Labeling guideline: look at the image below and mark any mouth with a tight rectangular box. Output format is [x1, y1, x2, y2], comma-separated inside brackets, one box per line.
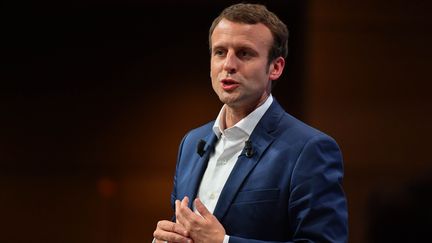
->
[221, 79, 240, 91]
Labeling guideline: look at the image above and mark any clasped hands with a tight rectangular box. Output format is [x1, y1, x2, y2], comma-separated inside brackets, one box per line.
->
[153, 196, 226, 243]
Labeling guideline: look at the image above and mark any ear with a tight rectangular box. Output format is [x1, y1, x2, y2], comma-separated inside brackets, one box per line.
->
[268, 57, 285, 81]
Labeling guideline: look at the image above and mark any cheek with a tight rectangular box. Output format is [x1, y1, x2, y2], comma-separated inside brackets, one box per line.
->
[250, 75, 271, 91]
[210, 70, 219, 88]
[210, 62, 218, 77]
[210, 61, 224, 78]
[210, 69, 218, 83]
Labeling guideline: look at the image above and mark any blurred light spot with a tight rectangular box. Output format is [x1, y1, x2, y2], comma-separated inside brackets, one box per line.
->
[97, 177, 118, 199]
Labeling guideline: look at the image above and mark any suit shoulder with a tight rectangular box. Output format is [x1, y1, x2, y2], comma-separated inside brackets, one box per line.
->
[279, 112, 338, 144]
[182, 121, 215, 143]
[266, 99, 336, 143]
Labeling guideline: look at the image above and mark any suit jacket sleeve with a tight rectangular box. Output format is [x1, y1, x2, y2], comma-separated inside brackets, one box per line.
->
[170, 131, 189, 213]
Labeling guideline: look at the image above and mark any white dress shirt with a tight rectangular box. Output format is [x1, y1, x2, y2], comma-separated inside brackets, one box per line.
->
[195, 95, 273, 243]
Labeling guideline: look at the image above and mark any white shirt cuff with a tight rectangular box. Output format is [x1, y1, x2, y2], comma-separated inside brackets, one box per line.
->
[151, 238, 167, 243]
[223, 235, 230, 243]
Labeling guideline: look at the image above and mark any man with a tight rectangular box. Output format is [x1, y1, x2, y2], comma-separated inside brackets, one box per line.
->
[153, 3, 348, 243]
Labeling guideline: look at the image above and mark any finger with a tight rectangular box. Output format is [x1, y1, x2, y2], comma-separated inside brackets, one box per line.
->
[181, 196, 189, 207]
[172, 222, 190, 237]
[153, 229, 191, 243]
[157, 220, 189, 236]
[178, 201, 195, 219]
[178, 196, 195, 220]
[177, 199, 200, 230]
[175, 199, 193, 230]
[194, 198, 212, 219]
[157, 220, 174, 231]
[175, 200, 181, 223]
[176, 196, 189, 225]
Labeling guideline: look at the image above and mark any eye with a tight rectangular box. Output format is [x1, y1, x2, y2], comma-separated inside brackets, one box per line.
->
[237, 49, 255, 59]
[239, 50, 250, 57]
[213, 49, 226, 57]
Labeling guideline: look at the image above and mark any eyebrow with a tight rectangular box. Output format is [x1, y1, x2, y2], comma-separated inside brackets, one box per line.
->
[212, 42, 258, 52]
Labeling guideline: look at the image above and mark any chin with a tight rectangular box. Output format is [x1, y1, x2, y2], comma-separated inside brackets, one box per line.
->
[221, 98, 244, 108]
[219, 96, 236, 106]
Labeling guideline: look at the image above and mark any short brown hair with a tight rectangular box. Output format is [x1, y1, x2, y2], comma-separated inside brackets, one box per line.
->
[209, 3, 289, 63]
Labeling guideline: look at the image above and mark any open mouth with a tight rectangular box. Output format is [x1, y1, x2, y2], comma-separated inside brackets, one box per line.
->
[221, 79, 240, 91]
[221, 79, 238, 85]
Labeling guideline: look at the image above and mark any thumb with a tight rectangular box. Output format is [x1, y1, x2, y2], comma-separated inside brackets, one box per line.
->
[194, 198, 212, 219]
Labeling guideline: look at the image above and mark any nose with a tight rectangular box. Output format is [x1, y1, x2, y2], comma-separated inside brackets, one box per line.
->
[223, 50, 238, 74]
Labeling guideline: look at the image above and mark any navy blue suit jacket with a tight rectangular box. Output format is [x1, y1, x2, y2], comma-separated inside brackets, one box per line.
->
[171, 100, 348, 242]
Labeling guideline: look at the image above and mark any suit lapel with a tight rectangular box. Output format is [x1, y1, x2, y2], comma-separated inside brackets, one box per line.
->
[183, 133, 218, 208]
[213, 100, 284, 221]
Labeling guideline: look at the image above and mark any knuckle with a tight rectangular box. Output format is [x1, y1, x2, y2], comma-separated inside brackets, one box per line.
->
[174, 234, 185, 242]
[157, 221, 163, 228]
[190, 217, 199, 225]
[153, 229, 159, 238]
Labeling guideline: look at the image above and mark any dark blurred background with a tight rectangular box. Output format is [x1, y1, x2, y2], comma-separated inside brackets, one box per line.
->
[1, 0, 431, 242]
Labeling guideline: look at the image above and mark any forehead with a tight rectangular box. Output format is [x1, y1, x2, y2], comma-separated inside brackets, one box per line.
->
[211, 19, 273, 50]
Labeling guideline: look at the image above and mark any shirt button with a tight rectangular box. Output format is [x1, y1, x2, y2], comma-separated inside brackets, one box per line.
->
[209, 193, 216, 200]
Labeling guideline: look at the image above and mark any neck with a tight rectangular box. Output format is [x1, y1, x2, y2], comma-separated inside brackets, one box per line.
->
[223, 95, 269, 128]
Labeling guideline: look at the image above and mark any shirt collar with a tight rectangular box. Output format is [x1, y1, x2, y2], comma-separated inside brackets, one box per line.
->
[212, 95, 274, 139]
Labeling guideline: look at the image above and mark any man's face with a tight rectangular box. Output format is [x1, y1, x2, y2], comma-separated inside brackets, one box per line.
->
[210, 19, 284, 110]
